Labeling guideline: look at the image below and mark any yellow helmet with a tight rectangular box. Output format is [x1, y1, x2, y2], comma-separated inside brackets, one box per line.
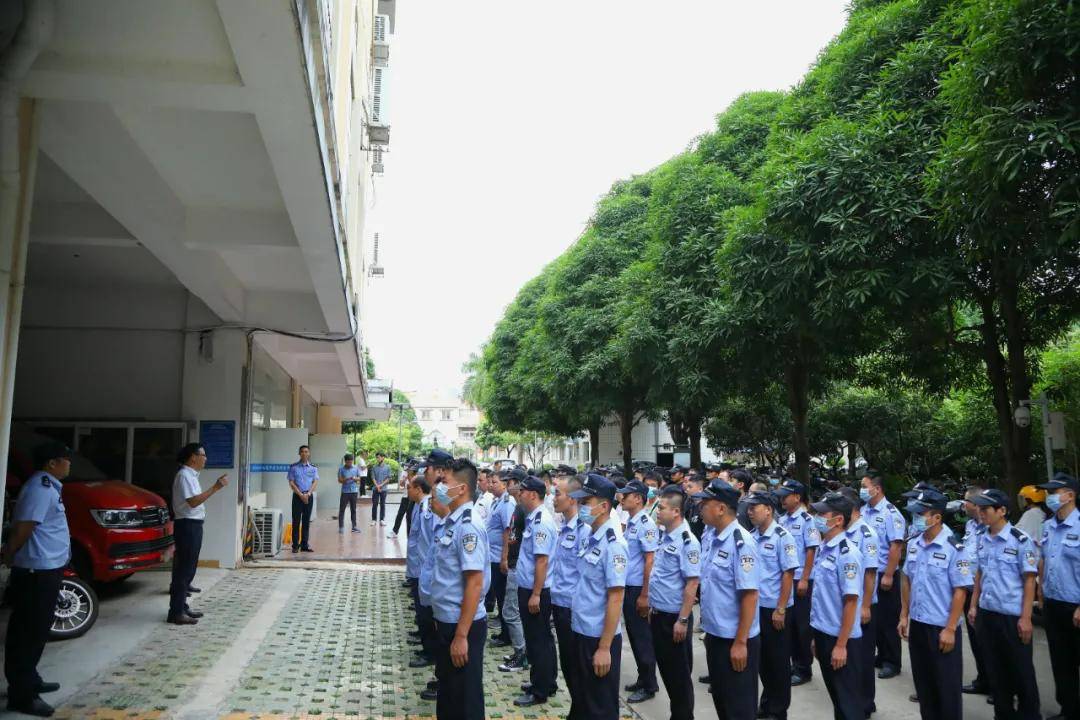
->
[1018, 485, 1046, 504]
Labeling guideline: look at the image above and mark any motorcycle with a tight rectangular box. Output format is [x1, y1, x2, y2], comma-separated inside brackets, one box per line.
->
[50, 568, 98, 640]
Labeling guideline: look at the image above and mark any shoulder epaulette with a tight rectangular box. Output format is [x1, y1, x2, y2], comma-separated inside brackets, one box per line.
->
[461, 508, 472, 522]
[839, 538, 851, 553]
[41, 476, 51, 487]
[1009, 526, 1029, 542]
[947, 534, 962, 549]
[733, 528, 746, 547]
[533, 514, 542, 524]
[605, 527, 617, 542]
[860, 525, 873, 538]
[681, 529, 692, 544]
[774, 524, 788, 536]
[800, 510, 812, 520]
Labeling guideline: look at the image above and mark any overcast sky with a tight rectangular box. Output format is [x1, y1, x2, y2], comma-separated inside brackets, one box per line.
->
[363, 0, 851, 396]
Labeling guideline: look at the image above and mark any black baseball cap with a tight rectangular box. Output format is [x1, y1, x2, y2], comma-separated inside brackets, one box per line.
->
[570, 473, 617, 502]
[426, 449, 454, 468]
[33, 442, 72, 467]
[507, 467, 529, 483]
[970, 488, 1010, 509]
[810, 492, 854, 515]
[902, 481, 941, 499]
[554, 464, 576, 476]
[906, 489, 948, 513]
[774, 479, 807, 498]
[704, 462, 723, 473]
[1038, 472, 1079, 493]
[671, 464, 688, 474]
[836, 486, 861, 507]
[520, 475, 546, 493]
[616, 479, 649, 498]
[691, 479, 740, 509]
[744, 491, 775, 507]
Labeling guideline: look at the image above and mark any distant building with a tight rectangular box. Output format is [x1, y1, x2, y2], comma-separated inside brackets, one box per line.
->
[406, 389, 482, 457]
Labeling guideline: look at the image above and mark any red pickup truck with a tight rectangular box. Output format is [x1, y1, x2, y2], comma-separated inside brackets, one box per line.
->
[6, 428, 174, 583]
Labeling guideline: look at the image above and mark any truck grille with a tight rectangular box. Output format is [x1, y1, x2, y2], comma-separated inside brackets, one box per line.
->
[108, 535, 174, 558]
[136, 506, 169, 527]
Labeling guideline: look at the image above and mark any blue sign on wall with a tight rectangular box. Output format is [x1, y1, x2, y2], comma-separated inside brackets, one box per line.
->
[250, 463, 292, 473]
[199, 421, 236, 469]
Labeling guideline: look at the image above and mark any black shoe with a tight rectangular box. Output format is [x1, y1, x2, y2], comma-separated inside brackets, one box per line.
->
[962, 682, 989, 695]
[292, 547, 299, 553]
[514, 693, 545, 707]
[188, 586, 202, 593]
[402, 581, 413, 588]
[498, 650, 528, 672]
[300, 546, 314, 553]
[624, 682, 641, 692]
[490, 636, 512, 647]
[420, 688, 438, 701]
[166, 614, 198, 625]
[183, 608, 204, 619]
[909, 694, 919, 703]
[790, 674, 810, 686]
[877, 665, 899, 679]
[7, 697, 54, 717]
[36, 683, 60, 694]
[866, 703, 877, 716]
[986, 696, 994, 705]
[521, 682, 532, 693]
[426, 680, 439, 691]
[627, 689, 656, 703]
[409, 655, 433, 668]
[698, 674, 710, 684]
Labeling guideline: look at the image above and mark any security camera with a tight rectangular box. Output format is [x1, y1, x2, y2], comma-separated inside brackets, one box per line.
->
[1013, 405, 1031, 428]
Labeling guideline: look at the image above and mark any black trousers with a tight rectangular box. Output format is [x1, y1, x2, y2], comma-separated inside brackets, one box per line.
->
[758, 607, 791, 720]
[1046, 599, 1080, 720]
[909, 620, 962, 720]
[789, 580, 814, 677]
[489, 563, 508, 639]
[977, 609, 1041, 720]
[3, 567, 62, 704]
[652, 611, 695, 720]
[291, 494, 312, 550]
[393, 496, 413, 534]
[553, 605, 580, 718]
[518, 587, 557, 699]
[370, 490, 387, 521]
[623, 585, 658, 692]
[434, 618, 486, 720]
[964, 589, 988, 687]
[338, 492, 357, 528]
[411, 585, 437, 661]
[813, 629, 863, 720]
[860, 603, 877, 713]
[169, 518, 203, 617]
[875, 576, 902, 670]
[704, 632, 760, 720]
[570, 632, 622, 720]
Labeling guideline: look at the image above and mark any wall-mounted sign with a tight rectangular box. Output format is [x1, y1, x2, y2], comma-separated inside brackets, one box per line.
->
[199, 421, 236, 469]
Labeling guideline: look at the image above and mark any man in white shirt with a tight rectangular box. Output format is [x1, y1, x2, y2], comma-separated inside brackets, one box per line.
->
[168, 443, 227, 625]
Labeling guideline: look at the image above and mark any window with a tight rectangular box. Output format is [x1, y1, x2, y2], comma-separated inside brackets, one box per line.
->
[442, 410, 453, 421]
[421, 410, 432, 421]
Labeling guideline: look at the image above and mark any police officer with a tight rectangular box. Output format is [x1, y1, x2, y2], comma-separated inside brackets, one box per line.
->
[429, 453, 490, 720]
[418, 468, 450, 702]
[898, 488, 972, 720]
[860, 471, 906, 679]
[546, 472, 588, 715]
[747, 491, 799, 720]
[775, 478, 820, 685]
[959, 485, 991, 697]
[694, 478, 761, 720]
[513, 475, 559, 706]
[968, 488, 1041, 720]
[648, 487, 700, 720]
[568, 473, 629, 720]
[407, 473, 435, 669]
[1038, 472, 1080, 720]
[2, 442, 71, 717]
[615, 478, 660, 703]
[288, 445, 318, 553]
[485, 469, 516, 645]
[808, 491, 865, 720]
[838, 486, 879, 716]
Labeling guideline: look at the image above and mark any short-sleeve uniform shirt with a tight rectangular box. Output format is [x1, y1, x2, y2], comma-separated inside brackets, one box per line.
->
[571, 516, 629, 638]
[863, 498, 907, 569]
[431, 503, 491, 624]
[172, 465, 206, 520]
[810, 532, 864, 638]
[701, 521, 760, 639]
[516, 506, 558, 589]
[752, 520, 800, 609]
[903, 530, 973, 627]
[1041, 509, 1080, 603]
[624, 509, 660, 586]
[12, 471, 70, 570]
[976, 523, 1039, 616]
[779, 508, 821, 580]
[648, 521, 701, 614]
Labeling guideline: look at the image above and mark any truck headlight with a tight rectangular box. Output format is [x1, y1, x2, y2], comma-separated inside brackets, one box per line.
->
[90, 509, 142, 527]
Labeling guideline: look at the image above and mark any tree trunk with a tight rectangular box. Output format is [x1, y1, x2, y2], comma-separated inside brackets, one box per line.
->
[784, 352, 811, 486]
[618, 407, 635, 476]
[589, 423, 600, 469]
[1000, 277, 1034, 491]
[688, 414, 702, 469]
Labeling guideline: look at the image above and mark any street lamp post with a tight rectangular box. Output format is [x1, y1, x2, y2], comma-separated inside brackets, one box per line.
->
[1015, 393, 1055, 485]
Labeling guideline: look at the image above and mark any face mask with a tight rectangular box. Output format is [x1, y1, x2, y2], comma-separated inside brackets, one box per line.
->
[578, 503, 595, 525]
[435, 482, 455, 506]
[912, 514, 929, 534]
[859, 487, 871, 502]
[1046, 492, 1064, 512]
[813, 516, 830, 534]
[768, 477, 780, 486]
[647, 488, 657, 500]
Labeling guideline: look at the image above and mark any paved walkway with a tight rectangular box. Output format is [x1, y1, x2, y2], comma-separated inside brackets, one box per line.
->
[2, 565, 1062, 719]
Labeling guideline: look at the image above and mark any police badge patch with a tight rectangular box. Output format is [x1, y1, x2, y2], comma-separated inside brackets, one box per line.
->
[1025, 550, 1036, 567]
[844, 562, 858, 580]
[688, 550, 700, 565]
[784, 543, 796, 557]
[613, 554, 628, 574]
[645, 528, 658, 543]
[462, 533, 478, 554]
[740, 555, 755, 573]
[536, 530, 548, 544]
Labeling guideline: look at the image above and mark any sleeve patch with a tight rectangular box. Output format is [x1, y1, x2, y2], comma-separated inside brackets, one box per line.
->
[462, 533, 478, 554]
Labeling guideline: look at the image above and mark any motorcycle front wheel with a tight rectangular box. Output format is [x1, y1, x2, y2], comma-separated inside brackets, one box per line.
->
[50, 576, 98, 640]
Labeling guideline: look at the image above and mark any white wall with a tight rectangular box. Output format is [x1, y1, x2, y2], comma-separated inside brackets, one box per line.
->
[310, 433, 347, 519]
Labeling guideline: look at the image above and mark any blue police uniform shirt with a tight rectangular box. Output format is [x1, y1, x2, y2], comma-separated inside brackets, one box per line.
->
[779, 507, 821, 580]
[752, 520, 800, 609]
[903, 530, 973, 627]
[551, 514, 589, 608]
[419, 514, 444, 608]
[406, 497, 433, 579]
[431, 502, 491, 624]
[649, 520, 701, 614]
[1041, 508, 1080, 603]
[701, 521, 760, 639]
[288, 461, 319, 493]
[810, 532, 864, 638]
[12, 471, 70, 570]
[701, 525, 716, 556]
[571, 515, 629, 638]
[624, 508, 660, 586]
[976, 522, 1039, 617]
[845, 517, 880, 604]
[338, 464, 360, 494]
[863, 497, 906, 569]
[486, 493, 515, 561]
[963, 518, 986, 573]
[516, 506, 558, 590]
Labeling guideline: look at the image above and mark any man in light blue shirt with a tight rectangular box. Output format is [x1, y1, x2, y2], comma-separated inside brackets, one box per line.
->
[548, 471, 588, 715]
[486, 469, 516, 645]
[616, 479, 660, 703]
[406, 474, 435, 669]
[694, 478, 760, 720]
[569, 474, 629, 720]
[1038, 472, 1080, 720]
[959, 485, 990, 696]
[337, 454, 361, 533]
[369, 452, 392, 527]
[513, 476, 559, 706]
[287, 445, 318, 553]
[775, 478, 819, 685]
[839, 485, 880, 717]
[860, 471, 906, 678]
[808, 491, 865, 720]
[416, 474, 448, 703]
[3, 442, 72, 717]
[899, 488, 972, 720]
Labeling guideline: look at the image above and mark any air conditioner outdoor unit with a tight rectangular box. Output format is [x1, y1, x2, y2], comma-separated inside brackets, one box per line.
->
[252, 508, 284, 557]
[374, 14, 390, 66]
[371, 66, 389, 127]
[372, 147, 384, 174]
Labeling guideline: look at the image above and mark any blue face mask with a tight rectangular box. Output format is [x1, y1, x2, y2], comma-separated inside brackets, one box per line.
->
[1046, 492, 1064, 512]
[813, 515, 830, 534]
[768, 477, 780, 486]
[647, 488, 657, 500]
[578, 503, 595, 525]
[435, 482, 453, 506]
[859, 487, 871, 502]
[912, 514, 929, 534]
